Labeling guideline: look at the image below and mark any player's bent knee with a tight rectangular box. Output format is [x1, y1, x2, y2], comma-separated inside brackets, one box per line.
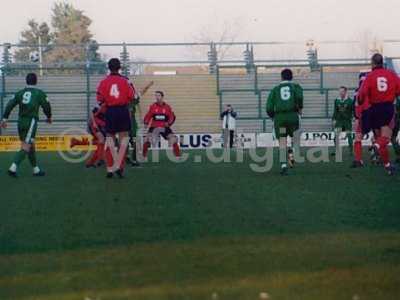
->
[21, 142, 32, 152]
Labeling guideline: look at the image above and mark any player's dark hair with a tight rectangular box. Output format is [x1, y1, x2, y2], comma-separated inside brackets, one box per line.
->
[281, 69, 293, 81]
[340, 86, 347, 91]
[155, 90, 164, 97]
[108, 58, 121, 72]
[371, 53, 384, 67]
[26, 73, 37, 85]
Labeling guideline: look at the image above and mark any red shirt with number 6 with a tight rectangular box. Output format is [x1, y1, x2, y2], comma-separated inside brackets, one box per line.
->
[96, 74, 136, 106]
[359, 67, 400, 105]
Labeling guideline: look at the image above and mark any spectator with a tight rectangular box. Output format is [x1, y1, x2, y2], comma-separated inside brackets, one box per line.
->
[220, 104, 237, 148]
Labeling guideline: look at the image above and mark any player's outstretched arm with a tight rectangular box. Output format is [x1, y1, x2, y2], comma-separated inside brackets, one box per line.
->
[295, 84, 304, 114]
[1, 96, 19, 128]
[40, 93, 52, 123]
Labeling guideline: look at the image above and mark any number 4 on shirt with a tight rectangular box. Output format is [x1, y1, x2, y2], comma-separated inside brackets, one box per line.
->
[110, 84, 120, 98]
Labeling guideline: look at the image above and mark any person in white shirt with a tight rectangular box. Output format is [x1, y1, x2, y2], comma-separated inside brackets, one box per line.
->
[220, 104, 237, 148]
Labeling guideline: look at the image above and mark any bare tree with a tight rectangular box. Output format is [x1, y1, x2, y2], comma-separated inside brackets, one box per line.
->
[185, 16, 246, 62]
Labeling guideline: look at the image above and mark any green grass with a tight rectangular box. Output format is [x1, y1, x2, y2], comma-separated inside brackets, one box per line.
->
[0, 149, 400, 300]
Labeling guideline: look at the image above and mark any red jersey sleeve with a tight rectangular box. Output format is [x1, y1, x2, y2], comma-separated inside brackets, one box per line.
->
[127, 80, 136, 102]
[144, 104, 154, 125]
[167, 105, 176, 126]
[396, 74, 400, 97]
[96, 79, 106, 103]
[358, 77, 370, 105]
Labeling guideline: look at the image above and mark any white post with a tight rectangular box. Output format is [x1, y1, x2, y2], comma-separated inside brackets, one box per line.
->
[38, 35, 43, 76]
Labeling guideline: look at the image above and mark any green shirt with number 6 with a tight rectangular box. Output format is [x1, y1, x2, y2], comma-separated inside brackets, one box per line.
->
[266, 81, 304, 116]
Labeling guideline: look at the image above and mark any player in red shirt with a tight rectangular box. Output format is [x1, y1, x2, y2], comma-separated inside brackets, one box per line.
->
[358, 53, 400, 175]
[86, 103, 107, 167]
[352, 72, 370, 167]
[97, 58, 137, 178]
[142, 91, 181, 158]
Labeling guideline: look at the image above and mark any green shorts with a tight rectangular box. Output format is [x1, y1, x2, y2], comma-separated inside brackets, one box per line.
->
[18, 118, 38, 144]
[334, 120, 352, 132]
[274, 112, 299, 138]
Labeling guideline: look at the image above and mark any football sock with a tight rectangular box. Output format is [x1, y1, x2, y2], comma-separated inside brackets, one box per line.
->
[173, 142, 181, 157]
[87, 143, 104, 166]
[143, 141, 151, 158]
[131, 138, 137, 161]
[105, 138, 116, 172]
[354, 141, 362, 162]
[376, 136, 390, 166]
[28, 148, 37, 168]
[347, 133, 353, 153]
[13, 150, 27, 167]
[105, 148, 114, 172]
[334, 129, 340, 154]
[118, 138, 129, 170]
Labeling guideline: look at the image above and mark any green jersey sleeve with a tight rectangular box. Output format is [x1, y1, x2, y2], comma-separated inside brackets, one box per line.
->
[332, 99, 338, 120]
[294, 84, 304, 111]
[3, 92, 21, 119]
[39, 91, 52, 119]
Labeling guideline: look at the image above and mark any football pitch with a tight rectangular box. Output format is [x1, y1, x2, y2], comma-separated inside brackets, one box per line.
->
[0, 149, 400, 300]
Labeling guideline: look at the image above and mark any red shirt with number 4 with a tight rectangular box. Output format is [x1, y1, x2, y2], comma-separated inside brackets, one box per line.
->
[96, 74, 136, 106]
[359, 67, 400, 105]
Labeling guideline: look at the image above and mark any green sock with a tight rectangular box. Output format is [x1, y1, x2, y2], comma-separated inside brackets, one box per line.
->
[28, 149, 38, 168]
[347, 133, 353, 153]
[131, 138, 137, 161]
[14, 150, 27, 166]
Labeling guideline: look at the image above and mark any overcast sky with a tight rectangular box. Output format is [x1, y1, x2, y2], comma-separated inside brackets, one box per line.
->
[1, 0, 400, 59]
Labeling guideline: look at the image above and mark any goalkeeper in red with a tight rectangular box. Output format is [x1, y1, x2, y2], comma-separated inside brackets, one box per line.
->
[1, 73, 52, 177]
[142, 91, 181, 158]
[358, 53, 400, 175]
[267, 69, 303, 175]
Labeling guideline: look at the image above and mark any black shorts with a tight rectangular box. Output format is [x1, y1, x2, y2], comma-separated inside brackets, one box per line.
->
[361, 108, 372, 135]
[105, 105, 131, 134]
[149, 127, 173, 140]
[368, 102, 395, 130]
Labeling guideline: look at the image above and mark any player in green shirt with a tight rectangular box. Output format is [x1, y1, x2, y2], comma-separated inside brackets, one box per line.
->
[0, 73, 52, 177]
[267, 69, 303, 175]
[128, 96, 141, 167]
[391, 97, 400, 163]
[127, 81, 153, 167]
[332, 86, 354, 156]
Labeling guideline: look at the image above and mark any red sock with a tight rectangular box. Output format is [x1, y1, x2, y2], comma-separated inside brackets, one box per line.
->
[143, 142, 151, 158]
[86, 147, 99, 166]
[119, 147, 128, 170]
[376, 136, 390, 165]
[105, 147, 114, 170]
[354, 141, 362, 162]
[173, 142, 181, 157]
[90, 143, 105, 165]
[97, 143, 105, 162]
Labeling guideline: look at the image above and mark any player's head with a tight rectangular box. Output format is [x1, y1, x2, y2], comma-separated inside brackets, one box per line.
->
[281, 69, 293, 81]
[108, 58, 121, 73]
[26, 73, 37, 86]
[371, 53, 384, 69]
[155, 90, 164, 103]
[339, 86, 348, 99]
